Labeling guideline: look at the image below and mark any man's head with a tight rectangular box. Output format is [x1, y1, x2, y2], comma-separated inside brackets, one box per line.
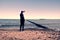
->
[21, 11, 25, 13]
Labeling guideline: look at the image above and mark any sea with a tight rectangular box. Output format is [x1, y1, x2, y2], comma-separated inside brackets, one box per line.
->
[0, 19, 60, 31]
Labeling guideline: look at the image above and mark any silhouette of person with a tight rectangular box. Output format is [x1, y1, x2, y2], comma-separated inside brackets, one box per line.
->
[20, 11, 25, 31]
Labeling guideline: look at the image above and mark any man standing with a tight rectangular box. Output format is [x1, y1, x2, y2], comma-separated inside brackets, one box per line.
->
[20, 11, 25, 31]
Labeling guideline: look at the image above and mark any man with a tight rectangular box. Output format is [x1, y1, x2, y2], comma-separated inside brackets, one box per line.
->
[20, 11, 25, 31]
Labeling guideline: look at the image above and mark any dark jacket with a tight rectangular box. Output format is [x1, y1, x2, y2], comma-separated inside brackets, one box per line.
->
[20, 13, 25, 23]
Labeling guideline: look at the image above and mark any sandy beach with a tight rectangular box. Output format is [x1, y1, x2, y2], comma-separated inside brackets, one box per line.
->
[0, 28, 60, 40]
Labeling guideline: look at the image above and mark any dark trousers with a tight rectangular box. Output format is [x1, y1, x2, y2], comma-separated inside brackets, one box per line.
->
[20, 22, 24, 31]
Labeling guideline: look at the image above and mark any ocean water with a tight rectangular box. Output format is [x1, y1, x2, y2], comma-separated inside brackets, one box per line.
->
[0, 19, 60, 31]
[0, 19, 20, 29]
[0, 19, 37, 29]
[29, 19, 60, 31]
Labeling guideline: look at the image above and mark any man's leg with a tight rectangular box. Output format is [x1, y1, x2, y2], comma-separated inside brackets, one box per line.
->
[20, 25, 22, 31]
[22, 23, 24, 31]
[22, 25, 24, 31]
[20, 22, 24, 31]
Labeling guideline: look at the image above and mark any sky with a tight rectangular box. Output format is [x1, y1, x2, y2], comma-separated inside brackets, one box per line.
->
[0, 0, 60, 19]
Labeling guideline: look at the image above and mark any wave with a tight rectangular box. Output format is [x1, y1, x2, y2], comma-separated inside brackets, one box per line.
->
[0, 24, 20, 27]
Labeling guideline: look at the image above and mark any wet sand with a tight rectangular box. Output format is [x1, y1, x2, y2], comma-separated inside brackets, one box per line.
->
[0, 28, 60, 40]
